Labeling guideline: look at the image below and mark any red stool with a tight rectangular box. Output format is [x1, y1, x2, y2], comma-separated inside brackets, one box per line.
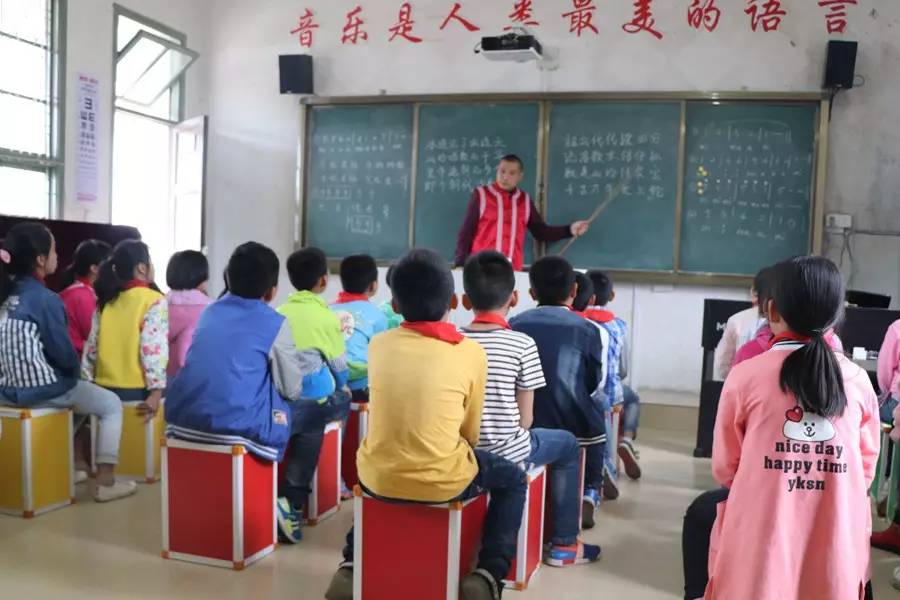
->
[544, 447, 586, 544]
[341, 402, 368, 488]
[306, 420, 342, 525]
[353, 486, 489, 600]
[504, 465, 546, 590]
[161, 438, 276, 570]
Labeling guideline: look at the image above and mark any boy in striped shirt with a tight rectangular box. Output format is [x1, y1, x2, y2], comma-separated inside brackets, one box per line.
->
[462, 251, 600, 567]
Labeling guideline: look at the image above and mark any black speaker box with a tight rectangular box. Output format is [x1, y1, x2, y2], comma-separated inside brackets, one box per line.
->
[279, 54, 313, 95]
[824, 40, 857, 90]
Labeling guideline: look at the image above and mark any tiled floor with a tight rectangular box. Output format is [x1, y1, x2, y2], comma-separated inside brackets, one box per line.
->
[1, 425, 898, 599]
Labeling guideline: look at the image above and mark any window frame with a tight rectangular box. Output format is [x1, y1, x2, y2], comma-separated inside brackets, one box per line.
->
[112, 4, 187, 125]
[0, 0, 67, 218]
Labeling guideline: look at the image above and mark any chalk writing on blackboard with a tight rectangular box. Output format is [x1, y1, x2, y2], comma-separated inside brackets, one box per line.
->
[309, 129, 410, 237]
[559, 130, 666, 202]
[420, 136, 507, 194]
[685, 119, 812, 243]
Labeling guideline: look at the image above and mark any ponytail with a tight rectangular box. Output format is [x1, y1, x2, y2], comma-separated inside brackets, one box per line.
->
[0, 223, 53, 306]
[58, 239, 111, 290]
[772, 256, 847, 418]
[95, 240, 151, 310]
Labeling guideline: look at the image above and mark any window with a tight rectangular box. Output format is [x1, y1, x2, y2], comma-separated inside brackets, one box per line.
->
[111, 6, 204, 290]
[0, 0, 64, 218]
[113, 8, 196, 122]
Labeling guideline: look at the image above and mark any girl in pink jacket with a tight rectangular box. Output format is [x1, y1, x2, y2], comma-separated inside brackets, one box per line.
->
[165, 250, 210, 380]
[706, 256, 880, 600]
[59, 239, 110, 357]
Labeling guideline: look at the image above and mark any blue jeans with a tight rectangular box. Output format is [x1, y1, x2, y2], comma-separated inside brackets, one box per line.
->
[528, 428, 580, 545]
[584, 443, 604, 493]
[341, 448, 527, 585]
[881, 396, 898, 424]
[282, 391, 351, 511]
[622, 385, 641, 436]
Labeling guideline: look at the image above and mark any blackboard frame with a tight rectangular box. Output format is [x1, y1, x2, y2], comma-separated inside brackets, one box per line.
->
[296, 91, 830, 285]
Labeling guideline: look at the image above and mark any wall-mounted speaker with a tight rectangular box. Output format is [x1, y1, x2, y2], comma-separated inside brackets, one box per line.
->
[824, 40, 857, 90]
[279, 54, 313, 95]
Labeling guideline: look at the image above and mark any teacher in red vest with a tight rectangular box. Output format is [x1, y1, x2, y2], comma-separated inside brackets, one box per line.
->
[454, 154, 590, 271]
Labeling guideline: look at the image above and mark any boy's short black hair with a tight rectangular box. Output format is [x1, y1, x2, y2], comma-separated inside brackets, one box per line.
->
[587, 270, 614, 306]
[500, 154, 524, 171]
[392, 248, 454, 322]
[166, 250, 210, 291]
[529, 256, 576, 306]
[340, 254, 378, 294]
[286, 247, 327, 291]
[385, 264, 396, 289]
[463, 251, 515, 312]
[573, 272, 594, 312]
[226, 242, 280, 299]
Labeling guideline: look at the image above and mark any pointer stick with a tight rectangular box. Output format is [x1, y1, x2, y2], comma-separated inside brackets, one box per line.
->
[557, 178, 629, 256]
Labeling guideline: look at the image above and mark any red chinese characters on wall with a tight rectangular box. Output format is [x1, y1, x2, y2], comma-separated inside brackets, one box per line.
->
[745, 0, 786, 32]
[817, 0, 857, 34]
[294, 2, 859, 45]
[687, 0, 721, 32]
[290, 9, 319, 48]
[563, 0, 599, 37]
[505, 0, 540, 31]
[439, 2, 480, 32]
[342, 6, 368, 44]
[623, 0, 663, 39]
[389, 2, 423, 42]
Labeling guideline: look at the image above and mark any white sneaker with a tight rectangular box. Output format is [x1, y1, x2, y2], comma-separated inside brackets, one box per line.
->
[893, 566, 900, 591]
[74, 470, 90, 485]
[93, 479, 138, 503]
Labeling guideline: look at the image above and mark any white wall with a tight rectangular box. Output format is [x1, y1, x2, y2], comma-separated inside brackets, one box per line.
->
[62, 0, 211, 224]
[62, 0, 900, 400]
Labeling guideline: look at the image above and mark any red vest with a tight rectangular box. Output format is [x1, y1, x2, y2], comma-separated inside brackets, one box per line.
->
[471, 183, 531, 271]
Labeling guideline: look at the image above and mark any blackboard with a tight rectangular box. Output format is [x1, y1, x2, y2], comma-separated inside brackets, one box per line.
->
[679, 103, 817, 275]
[305, 105, 413, 259]
[544, 102, 682, 271]
[414, 103, 540, 263]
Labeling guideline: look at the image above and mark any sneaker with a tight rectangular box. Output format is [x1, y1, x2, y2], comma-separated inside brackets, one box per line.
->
[324, 566, 353, 600]
[872, 523, 900, 554]
[545, 540, 601, 567]
[276, 497, 303, 544]
[460, 568, 502, 600]
[74, 470, 90, 485]
[893, 566, 900, 591]
[93, 479, 137, 503]
[602, 471, 620, 500]
[618, 438, 642, 480]
[582, 488, 600, 530]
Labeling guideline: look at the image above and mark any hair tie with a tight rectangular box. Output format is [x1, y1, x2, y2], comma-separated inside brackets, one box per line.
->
[0, 249, 10, 265]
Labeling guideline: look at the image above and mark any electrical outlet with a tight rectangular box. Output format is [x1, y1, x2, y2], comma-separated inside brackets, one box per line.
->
[825, 213, 852, 231]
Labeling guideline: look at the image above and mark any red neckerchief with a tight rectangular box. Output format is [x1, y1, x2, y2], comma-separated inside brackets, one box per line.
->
[584, 308, 616, 323]
[76, 276, 93, 289]
[123, 280, 150, 291]
[769, 331, 811, 348]
[571, 309, 586, 318]
[470, 312, 510, 329]
[401, 321, 464, 344]
[32, 273, 46, 286]
[336, 292, 369, 304]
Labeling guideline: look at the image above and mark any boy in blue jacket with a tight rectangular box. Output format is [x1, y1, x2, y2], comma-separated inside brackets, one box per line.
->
[165, 242, 310, 532]
[509, 256, 606, 530]
[330, 254, 388, 402]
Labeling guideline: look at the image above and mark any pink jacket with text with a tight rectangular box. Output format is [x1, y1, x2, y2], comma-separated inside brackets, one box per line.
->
[708, 341, 879, 600]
